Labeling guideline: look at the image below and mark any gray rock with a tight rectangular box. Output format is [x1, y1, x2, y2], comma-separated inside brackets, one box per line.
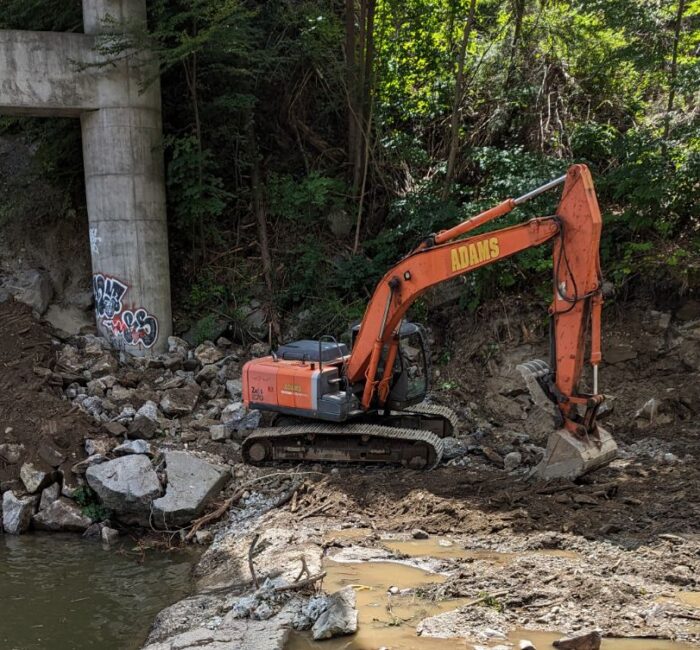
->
[194, 342, 224, 365]
[86, 455, 163, 526]
[0, 443, 24, 464]
[168, 336, 189, 355]
[441, 437, 468, 460]
[553, 631, 601, 650]
[504, 450, 522, 472]
[226, 379, 243, 399]
[160, 384, 201, 417]
[114, 439, 153, 457]
[2, 491, 35, 534]
[33, 497, 92, 532]
[151, 451, 230, 528]
[210, 424, 229, 442]
[101, 525, 120, 545]
[20, 462, 54, 494]
[137, 400, 160, 421]
[39, 482, 61, 510]
[196, 364, 219, 384]
[412, 529, 429, 539]
[81, 395, 104, 418]
[128, 415, 159, 440]
[11, 269, 53, 315]
[635, 397, 662, 421]
[311, 586, 358, 640]
[222, 402, 261, 437]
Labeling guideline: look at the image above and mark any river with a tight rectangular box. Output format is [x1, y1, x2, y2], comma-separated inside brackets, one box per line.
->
[0, 533, 198, 650]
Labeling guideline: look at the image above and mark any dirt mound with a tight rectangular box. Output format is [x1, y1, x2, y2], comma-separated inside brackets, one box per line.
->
[0, 300, 94, 491]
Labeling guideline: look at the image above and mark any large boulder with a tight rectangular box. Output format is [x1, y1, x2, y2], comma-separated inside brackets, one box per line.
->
[311, 586, 358, 640]
[33, 497, 92, 532]
[10, 269, 53, 315]
[2, 491, 35, 534]
[160, 384, 201, 417]
[151, 451, 230, 528]
[86, 455, 163, 526]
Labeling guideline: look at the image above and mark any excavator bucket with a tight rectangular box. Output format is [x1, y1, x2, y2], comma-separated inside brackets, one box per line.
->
[518, 360, 617, 480]
[535, 426, 617, 480]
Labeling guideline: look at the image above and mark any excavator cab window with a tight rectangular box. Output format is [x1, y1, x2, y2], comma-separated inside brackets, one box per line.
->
[386, 323, 429, 410]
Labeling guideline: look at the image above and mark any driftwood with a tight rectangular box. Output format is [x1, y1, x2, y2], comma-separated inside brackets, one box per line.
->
[248, 533, 260, 588]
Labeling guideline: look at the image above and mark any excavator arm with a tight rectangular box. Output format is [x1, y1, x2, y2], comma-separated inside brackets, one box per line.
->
[348, 164, 616, 478]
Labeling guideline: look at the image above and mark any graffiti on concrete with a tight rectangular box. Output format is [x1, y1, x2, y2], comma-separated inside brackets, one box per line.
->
[93, 273, 159, 349]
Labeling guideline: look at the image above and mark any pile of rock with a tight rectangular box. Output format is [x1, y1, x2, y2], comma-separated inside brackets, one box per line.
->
[52, 335, 261, 450]
[0, 334, 257, 535]
[1, 461, 92, 535]
[1, 446, 231, 535]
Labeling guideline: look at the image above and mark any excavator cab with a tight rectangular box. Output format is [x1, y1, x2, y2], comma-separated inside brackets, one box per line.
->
[351, 322, 429, 410]
[386, 323, 429, 410]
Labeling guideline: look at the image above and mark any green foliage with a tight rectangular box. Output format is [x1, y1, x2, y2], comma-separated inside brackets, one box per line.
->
[2, 0, 698, 337]
[73, 486, 111, 523]
[267, 173, 346, 223]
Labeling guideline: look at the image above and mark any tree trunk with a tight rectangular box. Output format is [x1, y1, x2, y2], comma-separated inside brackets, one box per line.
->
[442, 0, 477, 200]
[352, 0, 376, 250]
[247, 120, 279, 339]
[664, 0, 687, 140]
[505, 0, 526, 87]
[345, 0, 357, 173]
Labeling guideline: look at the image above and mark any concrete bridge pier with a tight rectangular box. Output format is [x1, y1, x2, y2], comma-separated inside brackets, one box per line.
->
[81, 0, 171, 354]
[0, 0, 172, 354]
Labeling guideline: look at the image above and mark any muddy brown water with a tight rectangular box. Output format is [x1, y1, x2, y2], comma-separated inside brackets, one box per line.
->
[0, 533, 198, 649]
[287, 544, 697, 650]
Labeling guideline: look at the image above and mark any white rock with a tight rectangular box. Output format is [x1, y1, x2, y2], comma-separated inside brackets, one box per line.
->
[504, 450, 522, 472]
[2, 491, 35, 534]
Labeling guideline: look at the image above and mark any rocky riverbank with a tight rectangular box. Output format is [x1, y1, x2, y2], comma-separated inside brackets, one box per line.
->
[2, 291, 700, 649]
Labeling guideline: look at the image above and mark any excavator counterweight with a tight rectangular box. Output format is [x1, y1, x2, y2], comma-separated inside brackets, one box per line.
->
[241, 164, 617, 479]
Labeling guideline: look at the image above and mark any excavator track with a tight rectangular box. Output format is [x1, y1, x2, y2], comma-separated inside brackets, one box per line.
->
[401, 403, 460, 435]
[242, 423, 444, 469]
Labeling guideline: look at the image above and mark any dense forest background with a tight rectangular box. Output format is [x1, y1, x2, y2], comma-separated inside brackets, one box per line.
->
[1, 0, 699, 341]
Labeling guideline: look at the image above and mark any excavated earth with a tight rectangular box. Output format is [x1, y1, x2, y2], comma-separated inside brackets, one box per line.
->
[2, 293, 700, 649]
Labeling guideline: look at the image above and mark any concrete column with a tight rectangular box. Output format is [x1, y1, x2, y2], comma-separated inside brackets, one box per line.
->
[82, 0, 171, 354]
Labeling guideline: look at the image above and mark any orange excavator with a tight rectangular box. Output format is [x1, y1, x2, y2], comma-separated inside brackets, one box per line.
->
[241, 164, 617, 479]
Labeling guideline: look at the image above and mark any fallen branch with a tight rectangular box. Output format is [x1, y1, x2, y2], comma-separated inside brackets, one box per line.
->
[462, 589, 508, 608]
[274, 571, 327, 593]
[248, 533, 260, 589]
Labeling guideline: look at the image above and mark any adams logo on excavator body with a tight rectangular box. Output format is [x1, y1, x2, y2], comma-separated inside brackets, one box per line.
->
[450, 236, 500, 273]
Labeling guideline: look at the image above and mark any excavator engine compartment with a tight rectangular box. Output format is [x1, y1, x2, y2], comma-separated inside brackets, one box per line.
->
[242, 340, 357, 422]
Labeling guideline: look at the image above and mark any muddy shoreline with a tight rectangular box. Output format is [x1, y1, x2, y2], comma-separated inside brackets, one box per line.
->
[1, 294, 700, 648]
